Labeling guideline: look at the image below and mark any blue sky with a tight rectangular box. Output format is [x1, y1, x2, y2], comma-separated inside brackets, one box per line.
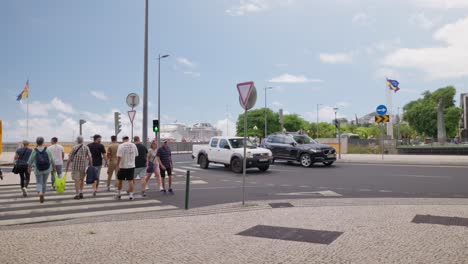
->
[2, 0, 468, 142]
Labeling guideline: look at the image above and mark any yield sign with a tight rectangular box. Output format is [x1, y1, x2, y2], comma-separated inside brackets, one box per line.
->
[237, 81, 255, 107]
[128, 110, 136, 124]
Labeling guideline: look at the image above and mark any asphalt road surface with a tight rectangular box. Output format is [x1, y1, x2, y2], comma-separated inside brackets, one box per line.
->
[1, 154, 467, 226]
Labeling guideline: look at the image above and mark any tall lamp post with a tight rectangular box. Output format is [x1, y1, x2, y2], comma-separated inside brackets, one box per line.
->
[316, 104, 322, 138]
[142, 0, 149, 146]
[79, 119, 86, 136]
[264, 87, 273, 138]
[157, 54, 170, 147]
[333, 107, 341, 159]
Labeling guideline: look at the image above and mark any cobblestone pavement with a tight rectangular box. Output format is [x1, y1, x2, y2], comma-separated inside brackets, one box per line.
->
[2, 198, 468, 264]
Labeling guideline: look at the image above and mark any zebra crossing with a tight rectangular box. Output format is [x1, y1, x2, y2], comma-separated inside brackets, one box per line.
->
[0, 183, 177, 226]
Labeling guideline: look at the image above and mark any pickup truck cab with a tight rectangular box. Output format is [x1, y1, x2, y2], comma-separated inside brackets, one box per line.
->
[192, 136, 273, 173]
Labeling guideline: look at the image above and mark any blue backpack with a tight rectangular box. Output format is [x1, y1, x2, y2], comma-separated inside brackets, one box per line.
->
[36, 147, 51, 171]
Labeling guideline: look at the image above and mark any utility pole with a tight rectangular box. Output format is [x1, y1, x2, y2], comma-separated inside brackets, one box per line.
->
[264, 87, 273, 138]
[142, 0, 149, 146]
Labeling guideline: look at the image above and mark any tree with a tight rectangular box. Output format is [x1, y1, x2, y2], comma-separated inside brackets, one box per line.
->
[236, 108, 281, 137]
[403, 86, 462, 138]
[283, 114, 308, 132]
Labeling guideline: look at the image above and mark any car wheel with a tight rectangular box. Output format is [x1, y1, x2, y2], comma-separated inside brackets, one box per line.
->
[224, 164, 231, 169]
[199, 155, 209, 169]
[323, 161, 334, 166]
[231, 158, 243, 173]
[258, 164, 270, 172]
[300, 153, 313, 167]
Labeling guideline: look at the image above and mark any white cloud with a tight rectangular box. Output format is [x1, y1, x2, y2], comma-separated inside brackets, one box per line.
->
[90, 90, 108, 101]
[51, 97, 74, 114]
[410, 0, 468, 8]
[304, 106, 347, 123]
[216, 118, 237, 137]
[183, 71, 201, 78]
[383, 16, 468, 79]
[319, 52, 353, 64]
[409, 13, 434, 30]
[336, 101, 351, 108]
[269, 73, 323, 84]
[226, 0, 295, 16]
[19, 97, 73, 116]
[176, 57, 196, 68]
[375, 67, 401, 80]
[352, 12, 369, 25]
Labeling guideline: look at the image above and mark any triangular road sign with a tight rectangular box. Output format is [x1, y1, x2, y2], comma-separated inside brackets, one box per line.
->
[237, 81, 254, 106]
[128, 110, 136, 124]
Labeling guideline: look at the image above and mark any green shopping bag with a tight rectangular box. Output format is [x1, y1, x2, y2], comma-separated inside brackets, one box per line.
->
[53, 171, 67, 194]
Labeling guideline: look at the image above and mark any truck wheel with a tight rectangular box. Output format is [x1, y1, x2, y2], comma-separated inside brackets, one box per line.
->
[199, 155, 209, 169]
[300, 153, 313, 167]
[258, 164, 270, 172]
[231, 158, 243, 173]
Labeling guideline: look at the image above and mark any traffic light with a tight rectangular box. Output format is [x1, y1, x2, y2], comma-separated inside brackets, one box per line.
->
[114, 112, 122, 136]
[334, 119, 340, 129]
[153, 119, 159, 133]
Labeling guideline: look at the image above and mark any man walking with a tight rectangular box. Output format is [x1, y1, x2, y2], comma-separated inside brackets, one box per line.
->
[133, 136, 148, 182]
[106, 135, 119, 191]
[66, 136, 92, 200]
[88, 134, 107, 196]
[27, 137, 56, 203]
[157, 140, 174, 194]
[14, 140, 32, 197]
[116, 136, 138, 200]
[48, 137, 64, 189]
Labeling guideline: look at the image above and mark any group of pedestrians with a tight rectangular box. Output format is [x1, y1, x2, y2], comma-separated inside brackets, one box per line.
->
[11, 134, 174, 203]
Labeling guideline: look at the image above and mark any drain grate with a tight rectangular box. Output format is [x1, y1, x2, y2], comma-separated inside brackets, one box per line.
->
[237, 225, 343, 245]
[269, 202, 294, 208]
[412, 215, 468, 227]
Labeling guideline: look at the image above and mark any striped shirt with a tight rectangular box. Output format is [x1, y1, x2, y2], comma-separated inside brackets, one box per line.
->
[69, 144, 91, 172]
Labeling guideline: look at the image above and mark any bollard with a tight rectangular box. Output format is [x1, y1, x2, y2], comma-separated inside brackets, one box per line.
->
[185, 170, 190, 210]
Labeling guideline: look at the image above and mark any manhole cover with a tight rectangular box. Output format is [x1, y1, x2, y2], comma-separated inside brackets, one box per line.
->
[412, 215, 468, 227]
[237, 225, 343, 245]
[269, 202, 294, 208]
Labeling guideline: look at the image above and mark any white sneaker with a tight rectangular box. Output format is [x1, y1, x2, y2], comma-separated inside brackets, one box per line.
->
[145, 186, 150, 190]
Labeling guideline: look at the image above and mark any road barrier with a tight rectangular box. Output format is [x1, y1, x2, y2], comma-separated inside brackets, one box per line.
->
[185, 170, 191, 210]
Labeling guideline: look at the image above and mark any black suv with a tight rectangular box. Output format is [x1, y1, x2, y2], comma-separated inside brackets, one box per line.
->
[261, 133, 336, 167]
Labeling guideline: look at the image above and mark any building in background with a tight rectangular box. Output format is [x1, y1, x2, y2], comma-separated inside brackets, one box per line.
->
[188, 123, 222, 142]
[160, 122, 222, 142]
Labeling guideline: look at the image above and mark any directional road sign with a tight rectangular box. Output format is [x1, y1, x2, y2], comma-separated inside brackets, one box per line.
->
[376, 105, 387, 116]
[375, 115, 390, 123]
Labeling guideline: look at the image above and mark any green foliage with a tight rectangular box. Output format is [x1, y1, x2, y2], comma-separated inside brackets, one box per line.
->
[403, 86, 461, 138]
[394, 123, 418, 139]
[283, 114, 308, 132]
[236, 108, 280, 137]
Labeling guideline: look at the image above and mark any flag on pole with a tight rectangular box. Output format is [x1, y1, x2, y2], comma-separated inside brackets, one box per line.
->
[16, 80, 29, 101]
[386, 78, 400, 93]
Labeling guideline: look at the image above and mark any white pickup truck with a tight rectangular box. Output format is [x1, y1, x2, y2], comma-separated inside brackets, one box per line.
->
[192, 136, 273, 173]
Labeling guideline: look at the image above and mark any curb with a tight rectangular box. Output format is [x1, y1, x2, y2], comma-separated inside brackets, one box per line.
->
[336, 159, 468, 166]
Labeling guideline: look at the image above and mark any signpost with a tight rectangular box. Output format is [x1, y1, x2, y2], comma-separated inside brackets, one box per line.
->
[375, 104, 389, 160]
[237, 81, 257, 206]
[126, 93, 140, 142]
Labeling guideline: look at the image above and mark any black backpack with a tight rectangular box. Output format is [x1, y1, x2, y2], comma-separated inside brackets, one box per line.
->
[36, 147, 51, 171]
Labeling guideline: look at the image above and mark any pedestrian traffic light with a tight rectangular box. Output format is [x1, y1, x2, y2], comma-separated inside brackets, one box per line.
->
[153, 119, 159, 133]
[114, 112, 122, 136]
[334, 119, 340, 129]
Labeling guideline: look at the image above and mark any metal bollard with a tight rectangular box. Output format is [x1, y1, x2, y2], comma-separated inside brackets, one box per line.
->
[185, 170, 190, 210]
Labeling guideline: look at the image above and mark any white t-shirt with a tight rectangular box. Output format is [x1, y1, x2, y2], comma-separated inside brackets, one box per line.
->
[117, 142, 139, 169]
[48, 144, 64, 166]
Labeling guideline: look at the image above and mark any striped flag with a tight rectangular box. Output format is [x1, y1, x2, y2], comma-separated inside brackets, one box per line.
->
[386, 78, 400, 93]
[16, 80, 29, 101]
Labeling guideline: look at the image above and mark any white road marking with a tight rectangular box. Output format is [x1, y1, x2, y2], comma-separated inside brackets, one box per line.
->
[275, 190, 342, 197]
[0, 200, 161, 217]
[358, 189, 373, 192]
[0, 197, 113, 209]
[379, 190, 392, 193]
[173, 168, 197, 174]
[0, 192, 117, 201]
[394, 174, 450, 179]
[172, 180, 208, 185]
[0, 205, 177, 226]
[179, 166, 202, 171]
[299, 185, 310, 188]
[344, 163, 468, 169]
[175, 161, 196, 164]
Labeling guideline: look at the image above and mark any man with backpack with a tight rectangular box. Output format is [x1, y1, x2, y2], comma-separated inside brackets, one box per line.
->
[66, 136, 92, 200]
[88, 134, 107, 196]
[27, 137, 56, 203]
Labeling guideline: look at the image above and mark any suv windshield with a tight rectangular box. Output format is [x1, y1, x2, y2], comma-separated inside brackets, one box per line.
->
[293, 135, 317, 145]
[229, 138, 256, 149]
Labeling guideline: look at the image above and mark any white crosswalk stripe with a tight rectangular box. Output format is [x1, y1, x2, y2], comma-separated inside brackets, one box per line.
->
[0, 184, 178, 226]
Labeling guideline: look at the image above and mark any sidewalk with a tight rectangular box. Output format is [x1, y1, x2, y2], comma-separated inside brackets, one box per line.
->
[337, 154, 468, 166]
[1, 198, 468, 263]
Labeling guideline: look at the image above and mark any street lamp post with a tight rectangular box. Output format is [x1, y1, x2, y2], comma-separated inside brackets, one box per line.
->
[316, 104, 322, 138]
[79, 119, 86, 136]
[142, 0, 149, 146]
[157, 54, 170, 147]
[264, 87, 273, 139]
[333, 107, 341, 159]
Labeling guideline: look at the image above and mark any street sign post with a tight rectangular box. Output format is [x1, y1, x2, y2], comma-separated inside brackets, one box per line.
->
[376, 105, 387, 116]
[237, 81, 257, 206]
[126, 93, 140, 109]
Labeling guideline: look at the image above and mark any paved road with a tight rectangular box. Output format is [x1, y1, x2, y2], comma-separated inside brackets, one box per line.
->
[0, 154, 467, 226]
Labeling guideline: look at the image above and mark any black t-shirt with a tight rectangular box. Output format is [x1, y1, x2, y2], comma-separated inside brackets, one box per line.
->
[88, 142, 106, 166]
[135, 143, 148, 168]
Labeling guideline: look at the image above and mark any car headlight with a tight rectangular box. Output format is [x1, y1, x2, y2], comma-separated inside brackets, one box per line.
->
[309, 148, 319, 153]
[246, 152, 253, 158]
[268, 150, 273, 157]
